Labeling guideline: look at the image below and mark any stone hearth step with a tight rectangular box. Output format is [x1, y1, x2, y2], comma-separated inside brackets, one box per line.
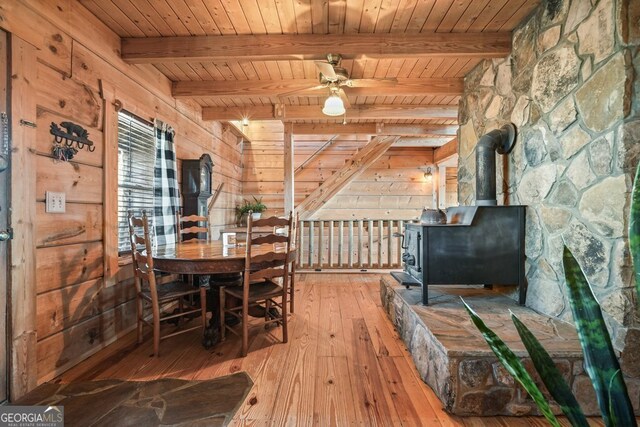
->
[380, 274, 598, 417]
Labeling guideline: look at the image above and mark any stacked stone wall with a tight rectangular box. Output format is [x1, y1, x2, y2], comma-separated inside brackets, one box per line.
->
[457, 0, 640, 373]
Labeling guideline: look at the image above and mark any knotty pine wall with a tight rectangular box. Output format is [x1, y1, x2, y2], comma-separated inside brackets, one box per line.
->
[244, 121, 435, 220]
[2, 1, 242, 386]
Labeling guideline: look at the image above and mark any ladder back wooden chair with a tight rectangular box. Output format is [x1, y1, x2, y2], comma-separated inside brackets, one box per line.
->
[128, 211, 207, 357]
[219, 212, 293, 357]
[177, 212, 209, 242]
[176, 212, 210, 288]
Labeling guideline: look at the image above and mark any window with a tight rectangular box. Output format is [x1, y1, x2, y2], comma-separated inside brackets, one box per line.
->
[117, 111, 156, 253]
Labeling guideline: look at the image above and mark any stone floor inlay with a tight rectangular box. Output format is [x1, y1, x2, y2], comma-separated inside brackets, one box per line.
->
[13, 372, 253, 426]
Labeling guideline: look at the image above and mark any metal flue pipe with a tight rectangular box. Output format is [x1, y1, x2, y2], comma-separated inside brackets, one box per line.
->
[475, 123, 516, 206]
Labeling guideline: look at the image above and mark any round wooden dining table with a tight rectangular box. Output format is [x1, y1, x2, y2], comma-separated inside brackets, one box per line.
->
[151, 240, 296, 348]
[153, 240, 295, 274]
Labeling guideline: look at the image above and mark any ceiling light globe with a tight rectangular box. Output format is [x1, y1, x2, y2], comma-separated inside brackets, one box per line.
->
[322, 94, 346, 116]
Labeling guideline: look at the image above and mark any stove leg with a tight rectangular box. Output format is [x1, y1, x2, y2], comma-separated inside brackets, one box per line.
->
[422, 283, 429, 306]
[518, 276, 527, 306]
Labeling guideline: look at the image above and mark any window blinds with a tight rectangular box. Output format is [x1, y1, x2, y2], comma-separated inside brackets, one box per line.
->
[117, 111, 156, 253]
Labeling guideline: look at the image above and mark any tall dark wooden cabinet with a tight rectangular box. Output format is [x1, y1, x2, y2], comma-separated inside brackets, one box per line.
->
[181, 153, 213, 241]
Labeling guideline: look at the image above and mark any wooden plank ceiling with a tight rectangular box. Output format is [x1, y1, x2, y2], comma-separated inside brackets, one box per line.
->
[81, 0, 538, 134]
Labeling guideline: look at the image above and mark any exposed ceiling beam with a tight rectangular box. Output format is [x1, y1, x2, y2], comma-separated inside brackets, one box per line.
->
[121, 33, 512, 63]
[291, 123, 458, 136]
[201, 104, 458, 121]
[434, 138, 459, 163]
[172, 78, 463, 98]
[394, 137, 455, 147]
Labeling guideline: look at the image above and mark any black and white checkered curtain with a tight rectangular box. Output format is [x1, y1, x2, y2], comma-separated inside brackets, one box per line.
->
[153, 122, 180, 246]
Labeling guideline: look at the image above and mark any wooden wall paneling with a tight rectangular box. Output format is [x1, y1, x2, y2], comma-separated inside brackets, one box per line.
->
[35, 108, 104, 168]
[35, 155, 103, 204]
[9, 36, 39, 400]
[36, 299, 137, 383]
[35, 63, 102, 129]
[297, 136, 399, 220]
[0, 1, 72, 75]
[35, 203, 102, 248]
[36, 242, 104, 294]
[36, 276, 136, 340]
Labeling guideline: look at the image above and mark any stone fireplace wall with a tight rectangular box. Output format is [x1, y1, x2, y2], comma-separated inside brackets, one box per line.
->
[457, 0, 640, 372]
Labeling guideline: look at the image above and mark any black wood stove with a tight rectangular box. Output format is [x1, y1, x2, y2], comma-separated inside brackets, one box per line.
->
[392, 124, 527, 305]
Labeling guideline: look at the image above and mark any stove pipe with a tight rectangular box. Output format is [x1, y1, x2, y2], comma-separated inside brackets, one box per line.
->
[475, 123, 517, 206]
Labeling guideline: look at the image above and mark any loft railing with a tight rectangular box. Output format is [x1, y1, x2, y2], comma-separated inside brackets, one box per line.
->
[297, 219, 411, 270]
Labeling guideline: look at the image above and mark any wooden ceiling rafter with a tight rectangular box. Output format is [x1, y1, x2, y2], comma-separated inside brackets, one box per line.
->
[201, 104, 458, 121]
[120, 32, 512, 64]
[172, 77, 464, 98]
[290, 123, 457, 136]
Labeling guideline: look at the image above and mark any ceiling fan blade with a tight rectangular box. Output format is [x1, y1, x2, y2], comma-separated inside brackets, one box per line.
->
[348, 78, 398, 88]
[315, 61, 338, 80]
[338, 88, 352, 108]
[278, 84, 325, 99]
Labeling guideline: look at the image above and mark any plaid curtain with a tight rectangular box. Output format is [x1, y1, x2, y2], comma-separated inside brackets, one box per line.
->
[153, 122, 180, 246]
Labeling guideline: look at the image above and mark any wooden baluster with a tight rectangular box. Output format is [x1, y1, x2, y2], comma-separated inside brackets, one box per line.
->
[378, 219, 384, 268]
[318, 220, 324, 268]
[358, 220, 364, 268]
[338, 220, 344, 267]
[298, 220, 305, 267]
[328, 220, 334, 267]
[308, 220, 315, 267]
[348, 220, 354, 268]
[398, 220, 404, 266]
[387, 220, 393, 268]
[367, 220, 374, 268]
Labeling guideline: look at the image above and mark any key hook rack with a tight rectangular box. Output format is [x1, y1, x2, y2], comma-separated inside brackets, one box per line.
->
[50, 121, 95, 153]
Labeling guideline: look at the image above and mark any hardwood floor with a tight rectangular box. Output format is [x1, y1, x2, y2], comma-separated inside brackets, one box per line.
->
[60, 273, 600, 426]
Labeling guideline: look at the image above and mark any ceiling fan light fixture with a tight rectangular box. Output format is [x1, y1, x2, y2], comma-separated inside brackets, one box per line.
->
[322, 93, 345, 116]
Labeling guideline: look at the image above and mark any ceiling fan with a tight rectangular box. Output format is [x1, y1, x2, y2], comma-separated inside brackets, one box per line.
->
[279, 54, 398, 116]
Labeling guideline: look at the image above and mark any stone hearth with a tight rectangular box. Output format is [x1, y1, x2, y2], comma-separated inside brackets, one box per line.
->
[380, 274, 628, 417]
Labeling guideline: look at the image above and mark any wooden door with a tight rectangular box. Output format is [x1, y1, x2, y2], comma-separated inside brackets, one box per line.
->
[0, 29, 9, 404]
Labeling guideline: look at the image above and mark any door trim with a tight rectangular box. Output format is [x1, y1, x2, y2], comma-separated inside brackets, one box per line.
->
[8, 34, 38, 401]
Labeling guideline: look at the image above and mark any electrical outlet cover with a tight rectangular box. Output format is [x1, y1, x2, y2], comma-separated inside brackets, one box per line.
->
[45, 191, 66, 213]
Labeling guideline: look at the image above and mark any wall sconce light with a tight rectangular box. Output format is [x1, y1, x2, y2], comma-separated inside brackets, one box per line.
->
[424, 166, 433, 180]
[241, 117, 250, 127]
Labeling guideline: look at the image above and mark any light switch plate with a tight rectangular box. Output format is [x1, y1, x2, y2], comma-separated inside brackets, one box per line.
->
[45, 191, 66, 213]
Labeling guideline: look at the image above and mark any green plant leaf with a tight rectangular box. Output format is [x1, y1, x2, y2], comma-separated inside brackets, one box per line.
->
[562, 246, 636, 427]
[629, 161, 640, 307]
[510, 311, 589, 427]
[462, 299, 560, 427]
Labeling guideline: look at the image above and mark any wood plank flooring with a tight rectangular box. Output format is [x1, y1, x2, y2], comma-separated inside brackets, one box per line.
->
[59, 273, 602, 426]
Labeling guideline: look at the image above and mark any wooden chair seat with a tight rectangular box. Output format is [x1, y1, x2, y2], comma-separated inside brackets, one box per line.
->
[140, 280, 203, 302]
[224, 280, 282, 302]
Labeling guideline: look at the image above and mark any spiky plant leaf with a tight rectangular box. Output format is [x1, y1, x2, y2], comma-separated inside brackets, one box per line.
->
[462, 299, 560, 427]
[562, 246, 636, 427]
[629, 162, 640, 306]
[510, 311, 589, 427]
